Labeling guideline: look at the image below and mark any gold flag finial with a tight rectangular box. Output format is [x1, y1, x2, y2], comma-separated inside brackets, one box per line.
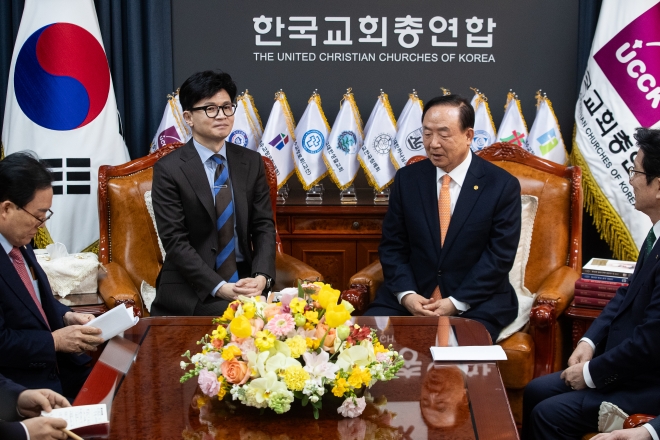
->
[440, 87, 451, 96]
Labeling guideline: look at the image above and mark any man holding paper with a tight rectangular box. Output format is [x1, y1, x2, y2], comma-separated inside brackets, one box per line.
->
[522, 128, 660, 439]
[0, 152, 103, 399]
[0, 373, 69, 440]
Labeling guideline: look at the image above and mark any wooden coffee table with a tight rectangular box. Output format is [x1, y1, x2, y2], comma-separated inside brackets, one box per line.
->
[74, 316, 518, 439]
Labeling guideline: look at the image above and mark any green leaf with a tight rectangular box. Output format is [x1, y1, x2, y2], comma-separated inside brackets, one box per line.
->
[313, 407, 319, 419]
[301, 395, 310, 406]
[298, 279, 304, 298]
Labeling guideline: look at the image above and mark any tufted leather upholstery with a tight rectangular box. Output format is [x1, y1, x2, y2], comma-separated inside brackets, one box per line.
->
[97, 143, 322, 317]
[343, 143, 583, 426]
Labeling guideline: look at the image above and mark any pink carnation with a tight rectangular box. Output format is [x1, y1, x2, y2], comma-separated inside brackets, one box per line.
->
[198, 369, 220, 397]
[337, 396, 366, 418]
[265, 313, 295, 337]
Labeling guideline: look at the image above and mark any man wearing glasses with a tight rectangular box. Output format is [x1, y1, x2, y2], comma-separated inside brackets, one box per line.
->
[0, 152, 103, 400]
[151, 70, 276, 316]
[522, 127, 660, 439]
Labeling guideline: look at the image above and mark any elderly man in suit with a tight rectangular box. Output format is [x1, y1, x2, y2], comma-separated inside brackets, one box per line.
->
[364, 94, 521, 342]
[0, 373, 69, 440]
[522, 128, 660, 439]
[151, 70, 276, 316]
[0, 152, 103, 399]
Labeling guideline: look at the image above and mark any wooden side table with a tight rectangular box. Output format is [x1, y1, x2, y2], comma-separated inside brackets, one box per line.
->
[55, 292, 108, 316]
[564, 303, 602, 349]
[277, 187, 387, 290]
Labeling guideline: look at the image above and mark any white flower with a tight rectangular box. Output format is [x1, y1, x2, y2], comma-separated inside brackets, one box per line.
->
[335, 345, 370, 371]
[303, 350, 340, 381]
[337, 396, 366, 418]
[247, 372, 289, 405]
[265, 352, 301, 374]
[180, 361, 187, 369]
[310, 395, 319, 403]
[246, 350, 270, 378]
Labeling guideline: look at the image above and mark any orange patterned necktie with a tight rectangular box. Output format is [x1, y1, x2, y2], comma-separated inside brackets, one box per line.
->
[432, 174, 452, 301]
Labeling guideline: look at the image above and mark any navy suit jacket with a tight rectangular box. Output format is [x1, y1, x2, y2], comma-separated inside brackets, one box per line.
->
[369, 153, 521, 340]
[0, 244, 89, 397]
[0, 374, 27, 440]
[581, 236, 660, 412]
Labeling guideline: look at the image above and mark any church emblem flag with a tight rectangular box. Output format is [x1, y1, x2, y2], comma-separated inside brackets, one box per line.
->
[2, 0, 130, 252]
[228, 90, 263, 151]
[293, 91, 330, 190]
[496, 91, 528, 149]
[470, 88, 497, 152]
[258, 91, 296, 188]
[323, 89, 364, 190]
[359, 91, 397, 191]
[526, 91, 567, 164]
[391, 91, 424, 169]
[572, 0, 659, 261]
[150, 90, 190, 153]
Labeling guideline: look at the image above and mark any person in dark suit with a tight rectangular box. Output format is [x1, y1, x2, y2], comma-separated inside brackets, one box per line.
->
[522, 128, 660, 439]
[0, 373, 69, 440]
[151, 70, 276, 316]
[592, 417, 660, 440]
[364, 94, 521, 342]
[0, 152, 103, 399]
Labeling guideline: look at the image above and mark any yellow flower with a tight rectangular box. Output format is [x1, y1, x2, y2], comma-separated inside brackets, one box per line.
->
[282, 365, 310, 391]
[373, 341, 388, 354]
[221, 345, 242, 360]
[242, 302, 256, 319]
[289, 297, 306, 314]
[304, 310, 319, 325]
[315, 284, 341, 310]
[217, 377, 227, 400]
[285, 336, 307, 358]
[230, 315, 252, 338]
[332, 377, 349, 397]
[348, 367, 372, 388]
[221, 306, 235, 321]
[212, 325, 227, 340]
[255, 330, 276, 351]
[306, 337, 320, 350]
[325, 303, 351, 328]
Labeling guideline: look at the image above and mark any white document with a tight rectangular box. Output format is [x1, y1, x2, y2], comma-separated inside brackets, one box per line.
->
[41, 404, 108, 430]
[430, 345, 508, 361]
[84, 305, 139, 341]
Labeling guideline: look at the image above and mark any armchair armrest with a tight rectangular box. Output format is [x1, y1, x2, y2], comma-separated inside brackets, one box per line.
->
[98, 262, 145, 318]
[624, 414, 655, 429]
[530, 265, 580, 377]
[274, 253, 323, 291]
[348, 260, 383, 303]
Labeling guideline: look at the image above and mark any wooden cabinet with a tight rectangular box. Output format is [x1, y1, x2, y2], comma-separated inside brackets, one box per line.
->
[276, 188, 387, 290]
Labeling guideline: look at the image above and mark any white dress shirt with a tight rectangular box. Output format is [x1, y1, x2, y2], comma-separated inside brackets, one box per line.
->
[396, 152, 472, 312]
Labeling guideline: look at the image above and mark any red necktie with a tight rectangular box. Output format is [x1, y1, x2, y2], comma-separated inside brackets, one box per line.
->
[9, 247, 50, 328]
[432, 175, 452, 302]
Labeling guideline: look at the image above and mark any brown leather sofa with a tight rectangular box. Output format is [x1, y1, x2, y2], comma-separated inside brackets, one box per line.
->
[97, 143, 322, 317]
[341, 142, 583, 426]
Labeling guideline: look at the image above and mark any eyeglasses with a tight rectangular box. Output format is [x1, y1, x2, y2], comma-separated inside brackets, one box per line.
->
[628, 168, 650, 180]
[190, 104, 237, 118]
[19, 206, 53, 226]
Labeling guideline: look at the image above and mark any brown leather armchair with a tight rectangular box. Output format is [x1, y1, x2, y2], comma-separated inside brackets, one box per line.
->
[342, 142, 583, 426]
[97, 143, 322, 317]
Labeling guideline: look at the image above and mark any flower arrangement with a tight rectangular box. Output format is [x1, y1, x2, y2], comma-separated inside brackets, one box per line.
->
[180, 282, 403, 419]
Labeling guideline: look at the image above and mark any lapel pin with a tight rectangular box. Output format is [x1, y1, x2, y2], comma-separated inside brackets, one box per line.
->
[474, 185, 479, 190]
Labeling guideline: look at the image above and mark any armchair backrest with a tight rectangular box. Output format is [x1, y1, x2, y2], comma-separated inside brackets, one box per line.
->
[98, 143, 282, 290]
[477, 143, 582, 293]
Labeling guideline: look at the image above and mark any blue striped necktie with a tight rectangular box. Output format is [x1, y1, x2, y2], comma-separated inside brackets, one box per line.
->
[211, 154, 238, 283]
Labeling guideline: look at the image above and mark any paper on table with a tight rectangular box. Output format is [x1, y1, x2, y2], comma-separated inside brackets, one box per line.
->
[430, 345, 508, 361]
[84, 305, 139, 341]
[41, 404, 108, 430]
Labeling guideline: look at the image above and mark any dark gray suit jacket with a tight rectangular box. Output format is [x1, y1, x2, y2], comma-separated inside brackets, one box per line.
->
[151, 140, 276, 315]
